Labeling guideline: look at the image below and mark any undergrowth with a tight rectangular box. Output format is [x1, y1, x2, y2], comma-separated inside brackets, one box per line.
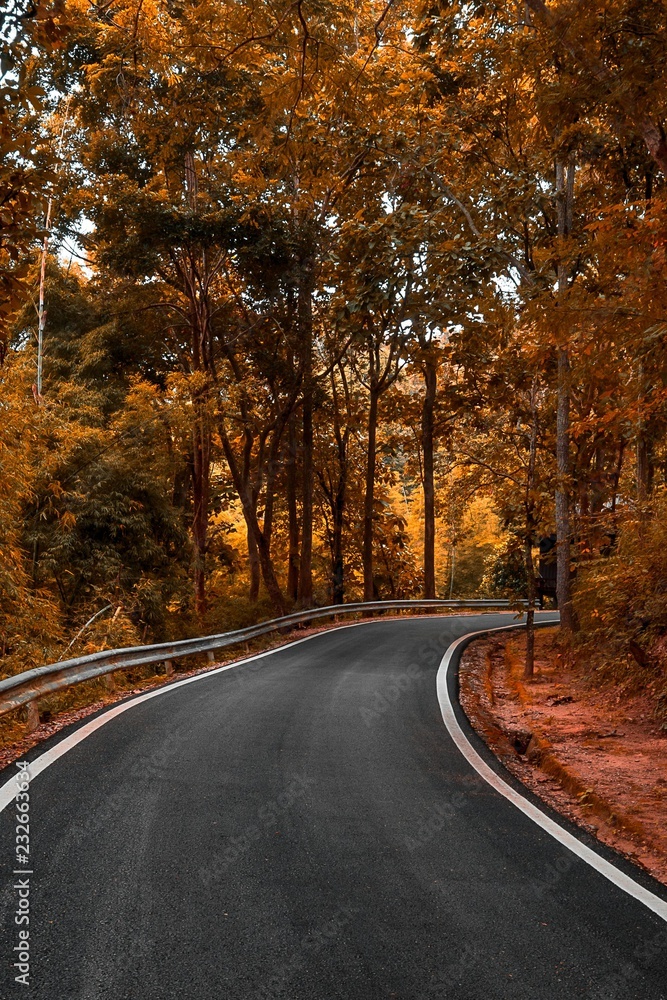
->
[573, 492, 667, 722]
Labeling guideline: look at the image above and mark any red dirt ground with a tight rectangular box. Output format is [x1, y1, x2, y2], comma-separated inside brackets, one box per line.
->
[460, 628, 667, 886]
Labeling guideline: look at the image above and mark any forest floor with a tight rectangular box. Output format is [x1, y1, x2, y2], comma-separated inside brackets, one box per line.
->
[460, 627, 667, 886]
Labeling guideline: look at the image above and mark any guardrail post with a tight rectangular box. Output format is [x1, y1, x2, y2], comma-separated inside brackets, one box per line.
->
[26, 702, 40, 733]
[206, 652, 215, 664]
[164, 660, 174, 675]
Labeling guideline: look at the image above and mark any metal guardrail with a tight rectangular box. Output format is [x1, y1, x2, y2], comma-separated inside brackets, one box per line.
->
[0, 599, 518, 723]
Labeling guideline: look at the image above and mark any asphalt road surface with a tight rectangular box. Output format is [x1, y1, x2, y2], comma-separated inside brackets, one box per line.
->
[1, 613, 667, 999]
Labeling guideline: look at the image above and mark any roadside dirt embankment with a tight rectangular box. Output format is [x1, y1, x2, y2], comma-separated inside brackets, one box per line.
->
[459, 628, 667, 886]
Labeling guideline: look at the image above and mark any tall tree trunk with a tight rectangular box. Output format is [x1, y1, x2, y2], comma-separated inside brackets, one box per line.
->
[31, 501, 40, 590]
[180, 154, 213, 616]
[636, 437, 650, 503]
[331, 469, 347, 604]
[421, 356, 437, 599]
[524, 377, 539, 678]
[191, 414, 210, 617]
[363, 383, 379, 602]
[247, 526, 260, 602]
[525, 537, 536, 679]
[262, 433, 281, 554]
[218, 422, 286, 615]
[326, 365, 349, 606]
[299, 386, 314, 605]
[555, 155, 576, 633]
[636, 364, 650, 504]
[555, 346, 573, 630]
[588, 443, 605, 553]
[611, 439, 625, 522]
[298, 258, 314, 606]
[286, 417, 300, 603]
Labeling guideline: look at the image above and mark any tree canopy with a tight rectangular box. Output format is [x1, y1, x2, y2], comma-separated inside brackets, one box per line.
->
[2, 0, 667, 708]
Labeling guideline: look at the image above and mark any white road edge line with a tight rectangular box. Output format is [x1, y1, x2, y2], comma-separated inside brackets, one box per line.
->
[0, 611, 509, 814]
[437, 623, 667, 924]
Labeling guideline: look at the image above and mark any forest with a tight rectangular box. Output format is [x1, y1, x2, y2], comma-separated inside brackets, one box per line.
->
[2, 0, 667, 713]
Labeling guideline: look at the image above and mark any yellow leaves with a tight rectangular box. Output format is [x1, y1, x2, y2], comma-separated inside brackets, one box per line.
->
[60, 510, 77, 532]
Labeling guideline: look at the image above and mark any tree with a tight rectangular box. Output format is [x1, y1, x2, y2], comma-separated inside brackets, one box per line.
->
[0, 0, 66, 352]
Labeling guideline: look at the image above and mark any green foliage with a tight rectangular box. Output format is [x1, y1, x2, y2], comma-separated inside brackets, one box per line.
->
[481, 543, 528, 600]
[0, 263, 198, 677]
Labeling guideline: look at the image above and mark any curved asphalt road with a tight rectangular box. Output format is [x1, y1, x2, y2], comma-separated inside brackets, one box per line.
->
[1, 613, 667, 999]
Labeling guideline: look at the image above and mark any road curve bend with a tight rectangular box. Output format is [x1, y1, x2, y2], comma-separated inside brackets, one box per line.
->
[1, 613, 666, 1000]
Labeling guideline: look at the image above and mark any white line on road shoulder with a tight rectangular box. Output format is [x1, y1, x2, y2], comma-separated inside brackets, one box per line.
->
[436, 623, 667, 924]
